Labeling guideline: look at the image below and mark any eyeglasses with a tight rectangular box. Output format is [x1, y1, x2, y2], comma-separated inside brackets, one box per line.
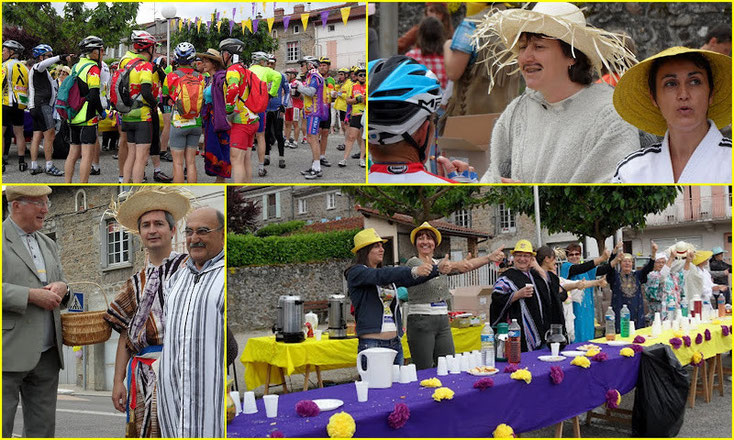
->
[184, 226, 223, 237]
[19, 198, 51, 208]
[357, 74, 366, 77]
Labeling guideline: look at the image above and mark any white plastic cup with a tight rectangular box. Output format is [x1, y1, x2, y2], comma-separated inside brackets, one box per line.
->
[436, 356, 448, 376]
[449, 355, 461, 374]
[550, 342, 560, 357]
[243, 391, 257, 414]
[459, 353, 470, 372]
[662, 320, 671, 332]
[392, 364, 400, 383]
[314, 329, 322, 341]
[263, 394, 279, 418]
[399, 365, 411, 384]
[628, 321, 636, 336]
[231, 390, 242, 415]
[407, 364, 417, 382]
[355, 380, 369, 402]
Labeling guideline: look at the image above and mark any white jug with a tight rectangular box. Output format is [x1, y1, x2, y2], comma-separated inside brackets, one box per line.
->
[356, 347, 397, 388]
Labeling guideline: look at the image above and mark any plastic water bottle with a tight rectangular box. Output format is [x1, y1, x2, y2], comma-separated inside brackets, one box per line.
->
[620, 304, 630, 338]
[507, 319, 522, 364]
[480, 323, 495, 368]
[605, 306, 616, 341]
[681, 299, 688, 317]
[666, 298, 676, 321]
[718, 294, 726, 317]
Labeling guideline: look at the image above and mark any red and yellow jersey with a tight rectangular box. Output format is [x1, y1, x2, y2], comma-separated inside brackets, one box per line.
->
[70, 57, 101, 126]
[164, 67, 204, 127]
[350, 82, 366, 115]
[119, 51, 160, 122]
[224, 63, 258, 125]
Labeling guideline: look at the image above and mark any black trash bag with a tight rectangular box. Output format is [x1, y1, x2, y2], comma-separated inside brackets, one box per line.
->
[52, 120, 70, 159]
[631, 343, 689, 437]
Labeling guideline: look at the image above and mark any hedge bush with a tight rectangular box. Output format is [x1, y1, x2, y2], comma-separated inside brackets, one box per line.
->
[228, 228, 359, 266]
[255, 220, 306, 237]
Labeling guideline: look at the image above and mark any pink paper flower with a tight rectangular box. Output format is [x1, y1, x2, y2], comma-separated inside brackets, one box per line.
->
[669, 337, 682, 349]
[270, 430, 285, 438]
[550, 366, 564, 385]
[704, 329, 712, 341]
[503, 364, 519, 373]
[695, 333, 703, 344]
[633, 335, 646, 344]
[682, 336, 691, 347]
[605, 389, 621, 409]
[387, 403, 410, 430]
[722, 325, 730, 337]
[591, 352, 608, 362]
[473, 377, 495, 390]
[630, 344, 644, 353]
[295, 400, 320, 418]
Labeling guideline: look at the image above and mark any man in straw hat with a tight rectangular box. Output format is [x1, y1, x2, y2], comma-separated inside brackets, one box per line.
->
[3, 185, 70, 437]
[103, 187, 191, 437]
[475, 2, 640, 183]
[611, 47, 732, 183]
[490, 239, 566, 352]
[158, 207, 224, 437]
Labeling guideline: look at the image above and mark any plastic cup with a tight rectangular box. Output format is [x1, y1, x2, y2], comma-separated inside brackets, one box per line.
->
[263, 394, 279, 418]
[662, 320, 671, 332]
[314, 329, 322, 341]
[407, 364, 417, 382]
[460, 353, 469, 372]
[436, 357, 448, 376]
[550, 342, 560, 357]
[243, 391, 257, 414]
[392, 364, 400, 383]
[449, 355, 461, 374]
[399, 365, 411, 384]
[355, 381, 369, 402]
[628, 321, 636, 336]
[231, 390, 242, 415]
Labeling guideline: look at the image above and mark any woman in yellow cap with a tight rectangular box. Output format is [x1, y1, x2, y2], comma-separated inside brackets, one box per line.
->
[612, 47, 732, 183]
[405, 222, 504, 370]
[345, 228, 450, 364]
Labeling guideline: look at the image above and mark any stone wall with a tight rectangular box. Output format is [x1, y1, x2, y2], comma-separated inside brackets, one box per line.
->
[228, 260, 353, 332]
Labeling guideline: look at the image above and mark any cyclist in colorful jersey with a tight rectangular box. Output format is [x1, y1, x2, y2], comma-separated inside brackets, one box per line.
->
[65, 35, 106, 183]
[284, 68, 303, 148]
[164, 42, 205, 183]
[368, 56, 477, 183]
[264, 55, 290, 169]
[317, 57, 335, 168]
[296, 56, 329, 179]
[2, 40, 29, 172]
[220, 38, 259, 183]
[90, 59, 111, 176]
[341, 66, 367, 168]
[249, 51, 282, 177]
[28, 44, 70, 176]
[333, 67, 350, 151]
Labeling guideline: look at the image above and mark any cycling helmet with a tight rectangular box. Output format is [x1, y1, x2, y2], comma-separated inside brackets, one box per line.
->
[319, 56, 331, 65]
[299, 56, 319, 69]
[131, 30, 156, 51]
[251, 51, 269, 63]
[350, 65, 360, 73]
[267, 55, 276, 64]
[79, 36, 105, 53]
[368, 56, 441, 156]
[174, 42, 196, 65]
[219, 38, 245, 56]
[2, 40, 25, 55]
[32, 44, 53, 59]
[337, 67, 350, 74]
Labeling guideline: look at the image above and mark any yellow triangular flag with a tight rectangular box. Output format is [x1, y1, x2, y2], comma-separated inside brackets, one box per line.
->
[267, 17, 275, 33]
[178, 18, 182, 31]
[197, 18, 201, 33]
[301, 13, 309, 30]
[241, 20, 246, 34]
[340, 7, 351, 26]
[245, 18, 253, 33]
[217, 20, 222, 32]
[262, 2, 268, 14]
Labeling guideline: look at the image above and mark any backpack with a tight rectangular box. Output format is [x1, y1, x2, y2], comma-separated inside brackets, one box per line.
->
[55, 61, 94, 121]
[242, 68, 269, 114]
[110, 58, 144, 113]
[172, 69, 204, 119]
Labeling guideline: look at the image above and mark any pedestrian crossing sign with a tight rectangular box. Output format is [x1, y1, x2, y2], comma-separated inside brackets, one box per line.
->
[68, 293, 84, 312]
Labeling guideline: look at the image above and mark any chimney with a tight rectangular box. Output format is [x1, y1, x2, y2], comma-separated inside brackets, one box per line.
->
[275, 8, 284, 17]
[293, 4, 305, 14]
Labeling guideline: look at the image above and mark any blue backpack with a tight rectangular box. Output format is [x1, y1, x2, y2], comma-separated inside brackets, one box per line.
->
[55, 61, 95, 121]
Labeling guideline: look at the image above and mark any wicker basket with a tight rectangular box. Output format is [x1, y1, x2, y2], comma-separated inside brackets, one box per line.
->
[61, 282, 112, 346]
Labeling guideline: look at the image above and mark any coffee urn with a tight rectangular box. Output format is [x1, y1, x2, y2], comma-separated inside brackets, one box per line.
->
[273, 295, 305, 343]
[327, 294, 349, 339]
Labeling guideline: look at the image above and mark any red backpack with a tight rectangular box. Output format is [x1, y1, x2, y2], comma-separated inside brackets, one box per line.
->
[172, 69, 204, 119]
[110, 58, 144, 113]
[241, 68, 269, 114]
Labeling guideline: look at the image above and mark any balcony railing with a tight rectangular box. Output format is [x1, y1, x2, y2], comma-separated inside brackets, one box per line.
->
[646, 195, 731, 226]
[447, 265, 499, 289]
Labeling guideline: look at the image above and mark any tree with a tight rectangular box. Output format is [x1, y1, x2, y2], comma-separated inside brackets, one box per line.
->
[171, 15, 277, 61]
[340, 187, 491, 224]
[485, 186, 681, 251]
[0, 26, 40, 59]
[227, 188, 261, 234]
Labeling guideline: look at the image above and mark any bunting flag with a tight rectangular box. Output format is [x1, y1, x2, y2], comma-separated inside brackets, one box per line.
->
[178, 18, 182, 32]
[206, 20, 211, 32]
[241, 20, 246, 34]
[197, 18, 201, 33]
[217, 20, 222, 32]
[232, 8, 236, 20]
[262, 2, 267, 14]
[229, 20, 235, 35]
[301, 13, 309, 30]
[253, 19, 259, 33]
[340, 7, 351, 26]
[216, 11, 221, 21]
[321, 11, 329, 28]
[267, 17, 275, 33]
[245, 18, 253, 33]
[252, 3, 256, 17]
[283, 15, 290, 31]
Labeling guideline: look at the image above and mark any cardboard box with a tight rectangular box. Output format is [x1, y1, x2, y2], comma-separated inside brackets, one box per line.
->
[438, 113, 501, 177]
[452, 286, 493, 322]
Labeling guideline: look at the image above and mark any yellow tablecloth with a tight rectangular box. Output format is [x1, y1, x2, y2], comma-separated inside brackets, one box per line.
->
[591, 316, 732, 366]
[241, 326, 483, 390]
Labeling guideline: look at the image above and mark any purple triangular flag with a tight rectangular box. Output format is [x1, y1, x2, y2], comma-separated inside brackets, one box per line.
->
[253, 19, 259, 33]
[283, 15, 290, 31]
[229, 20, 235, 35]
[321, 11, 329, 28]
[206, 20, 211, 31]
[216, 11, 220, 21]
[232, 8, 236, 20]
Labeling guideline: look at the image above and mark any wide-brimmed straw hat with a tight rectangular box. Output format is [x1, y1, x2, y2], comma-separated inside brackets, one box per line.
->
[410, 222, 442, 246]
[4, 185, 52, 201]
[613, 46, 732, 136]
[352, 228, 387, 254]
[472, 2, 636, 93]
[196, 48, 224, 68]
[112, 187, 192, 234]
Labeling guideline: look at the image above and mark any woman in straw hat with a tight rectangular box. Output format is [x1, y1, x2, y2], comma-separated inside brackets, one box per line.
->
[197, 48, 231, 182]
[404, 222, 504, 369]
[345, 228, 450, 365]
[685, 250, 728, 316]
[611, 47, 732, 183]
[476, 2, 640, 183]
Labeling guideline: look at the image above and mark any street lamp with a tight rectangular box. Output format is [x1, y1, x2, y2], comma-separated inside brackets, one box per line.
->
[161, 5, 177, 67]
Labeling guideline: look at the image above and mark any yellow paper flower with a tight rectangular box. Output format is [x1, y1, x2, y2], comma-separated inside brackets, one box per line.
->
[692, 352, 703, 365]
[493, 423, 515, 438]
[420, 377, 442, 388]
[673, 330, 684, 338]
[571, 356, 591, 368]
[510, 368, 532, 384]
[432, 387, 455, 402]
[620, 347, 635, 358]
[327, 412, 356, 438]
[585, 348, 601, 357]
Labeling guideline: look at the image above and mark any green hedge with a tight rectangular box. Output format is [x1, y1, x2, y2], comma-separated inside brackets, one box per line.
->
[228, 228, 359, 266]
[255, 220, 306, 237]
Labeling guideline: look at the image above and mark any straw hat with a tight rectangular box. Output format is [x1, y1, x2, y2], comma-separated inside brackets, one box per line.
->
[410, 222, 442, 246]
[4, 185, 52, 201]
[613, 46, 732, 136]
[112, 187, 192, 234]
[511, 239, 535, 255]
[196, 48, 224, 68]
[352, 228, 387, 254]
[692, 250, 713, 266]
[472, 2, 636, 93]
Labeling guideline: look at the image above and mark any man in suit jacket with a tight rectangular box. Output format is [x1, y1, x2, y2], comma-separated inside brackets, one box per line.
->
[3, 185, 70, 438]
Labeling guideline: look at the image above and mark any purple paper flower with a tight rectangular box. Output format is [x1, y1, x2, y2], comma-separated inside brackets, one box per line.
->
[504, 364, 519, 373]
[387, 403, 410, 430]
[550, 366, 564, 385]
[669, 337, 683, 349]
[705, 329, 712, 341]
[591, 352, 608, 362]
[295, 400, 320, 418]
[722, 325, 730, 337]
[682, 336, 691, 347]
[270, 430, 285, 438]
[695, 333, 703, 344]
[473, 377, 495, 390]
[605, 389, 621, 409]
[630, 344, 644, 353]
[633, 335, 646, 344]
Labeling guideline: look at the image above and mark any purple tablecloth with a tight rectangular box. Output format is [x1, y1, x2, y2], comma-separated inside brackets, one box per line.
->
[228, 343, 641, 437]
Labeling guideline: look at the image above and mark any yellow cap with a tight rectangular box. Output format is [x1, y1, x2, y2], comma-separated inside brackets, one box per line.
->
[692, 250, 713, 266]
[511, 239, 535, 255]
[351, 228, 387, 254]
[410, 222, 442, 246]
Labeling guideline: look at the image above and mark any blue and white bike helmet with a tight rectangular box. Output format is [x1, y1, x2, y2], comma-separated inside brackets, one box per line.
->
[32, 44, 53, 59]
[174, 42, 196, 65]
